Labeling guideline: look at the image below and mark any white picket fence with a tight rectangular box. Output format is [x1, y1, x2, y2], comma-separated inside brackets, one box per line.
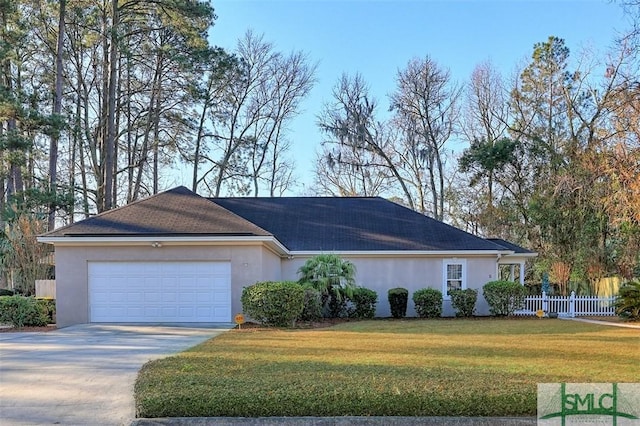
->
[514, 291, 617, 318]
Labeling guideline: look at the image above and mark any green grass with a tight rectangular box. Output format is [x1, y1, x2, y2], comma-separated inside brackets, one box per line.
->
[134, 319, 639, 418]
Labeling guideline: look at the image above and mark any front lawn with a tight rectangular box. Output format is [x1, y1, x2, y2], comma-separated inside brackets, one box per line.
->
[135, 319, 639, 418]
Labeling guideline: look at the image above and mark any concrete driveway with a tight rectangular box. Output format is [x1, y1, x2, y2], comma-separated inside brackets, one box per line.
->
[0, 324, 232, 426]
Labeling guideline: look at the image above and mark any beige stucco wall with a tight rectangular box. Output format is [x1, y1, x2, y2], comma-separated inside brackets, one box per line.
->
[54, 244, 276, 327]
[282, 255, 499, 317]
[54, 244, 501, 326]
[260, 247, 282, 283]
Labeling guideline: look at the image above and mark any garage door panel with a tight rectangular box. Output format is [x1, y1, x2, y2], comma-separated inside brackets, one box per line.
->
[128, 291, 143, 303]
[89, 261, 231, 323]
[178, 292, 195, 303]
[162, 291, 177, 302]
[145, 292, 161, 303]
[127, 306, 143, 316]
[110, 292, 126, 303]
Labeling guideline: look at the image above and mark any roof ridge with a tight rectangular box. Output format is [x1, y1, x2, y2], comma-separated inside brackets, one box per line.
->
[210, 196, 384, 200]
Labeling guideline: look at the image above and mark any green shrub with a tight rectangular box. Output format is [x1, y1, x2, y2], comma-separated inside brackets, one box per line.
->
[327, 296, 349, 318]
[298, 286, 323, 322]
[35, 297, 56, 324]
[241, 281, 305, 327]
[615, 281, 640, 321]
[0, 295, 49, 327]
[388, 287, 408, 319]
[0, 288, 14, 296]
[482, 280, 526, 316]
[449, 289, 477, 317]
[412, 288, 443, 318]
[348, 287, 377, 319]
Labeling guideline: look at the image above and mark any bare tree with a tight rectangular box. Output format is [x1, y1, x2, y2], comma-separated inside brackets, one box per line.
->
[462, 61, 509, 143]
[457, 60, 512, 232]
[248, 50, 315, 196]
[390, 56, 462, 219]
[312, 142, 393, 196]
[317, 73, 414, 207]
[193, 31, 315, 196]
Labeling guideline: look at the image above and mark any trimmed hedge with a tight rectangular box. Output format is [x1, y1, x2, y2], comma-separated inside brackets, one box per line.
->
[0, 288, 15, 296]
[449, 289, 477, 317]
[413, 288, 443, 318]
[241, 281, 305, 327]
[36, 297, 56, 324]
[0, 295, 49, 327]
[483, 280, 526, 316]
[348, 287, 377, 319]
[298, 286, 323, 322]
[388, 287, 408, 319]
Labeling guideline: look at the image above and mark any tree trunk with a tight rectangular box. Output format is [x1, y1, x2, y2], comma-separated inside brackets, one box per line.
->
[0, 145, 4, 213]
[132, 51, 163, 200]
[435, 149, 444, 221]
[152, 58, 163, 195]
[192, 75, 214, 192]
[103, 0, 118, 211]
[113, 51, 123, 208]
[68, 100, 77, 224]
[48, 0, 66, 230]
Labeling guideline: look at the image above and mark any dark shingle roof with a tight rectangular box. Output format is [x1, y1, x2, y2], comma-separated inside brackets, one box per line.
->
[487, 238, 536, 254]
[213, 197, 506, 252]
[44, 186, 271, 237]
[44, 187, 530, 254]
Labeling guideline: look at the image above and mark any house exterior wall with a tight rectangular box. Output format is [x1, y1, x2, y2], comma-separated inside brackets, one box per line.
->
[282, 255, 499, 317]
[465, 257, 498, 316]
[54, 244, 271, 327]
[54, 244, 502, 326]
[260, 247, 282, 283]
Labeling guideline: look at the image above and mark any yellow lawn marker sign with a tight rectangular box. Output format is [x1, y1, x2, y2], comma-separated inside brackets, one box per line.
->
[234, 313, 245, 329]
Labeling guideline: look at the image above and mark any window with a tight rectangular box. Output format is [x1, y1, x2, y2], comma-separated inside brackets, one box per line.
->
[443, 259, 466, 298]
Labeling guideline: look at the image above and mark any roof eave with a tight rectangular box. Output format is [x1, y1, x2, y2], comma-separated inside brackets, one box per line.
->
[37, 235, 289, 256]
[499, 252, 538, 259]
[286, 249, 516, 257]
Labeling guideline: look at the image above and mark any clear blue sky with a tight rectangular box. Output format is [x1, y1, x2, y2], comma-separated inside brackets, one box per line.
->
[208, 0, 630, 194]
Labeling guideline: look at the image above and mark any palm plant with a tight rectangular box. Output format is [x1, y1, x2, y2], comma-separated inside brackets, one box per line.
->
[297, 254, 357, 316]
[615, 281, 640, 321]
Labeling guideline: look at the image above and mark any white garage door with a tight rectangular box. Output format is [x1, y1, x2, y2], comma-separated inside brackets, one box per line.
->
[88, 261, 231, 323]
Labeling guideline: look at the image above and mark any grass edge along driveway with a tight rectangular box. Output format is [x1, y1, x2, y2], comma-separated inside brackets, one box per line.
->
[134, 319, 639, 418]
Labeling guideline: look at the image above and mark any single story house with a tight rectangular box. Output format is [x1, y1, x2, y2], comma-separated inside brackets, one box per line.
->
[39, 186, 536, 327]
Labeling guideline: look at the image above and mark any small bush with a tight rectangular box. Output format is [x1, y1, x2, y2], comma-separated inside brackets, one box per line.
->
[0, 295, 49, 327]
[388, 287, 408, 319]
[35, 297, 56, 324]
[348, 287, 377, 319]
[615, 281, 640, 321]
[449, 289, 477, 317]
[413, 288, 443, 318]
[241, 281, 305, 327]
[298, 286, 323, 322]
[483, 280, 526, 316]
[326, 295, 349, 318]
[0, 288, 14, 296]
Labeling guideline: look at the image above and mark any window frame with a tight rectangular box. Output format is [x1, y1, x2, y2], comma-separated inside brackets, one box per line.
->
[442, 259, 467, 299]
